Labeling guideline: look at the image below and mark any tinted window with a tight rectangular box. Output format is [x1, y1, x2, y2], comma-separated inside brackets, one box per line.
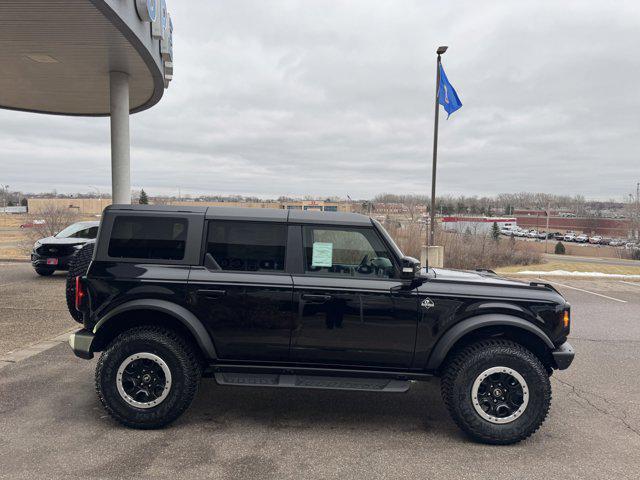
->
[207, 221, 286, 272]
[303, 227, 394, 278]
[68, 226, 98, 239]
[109, 216, 188, 260]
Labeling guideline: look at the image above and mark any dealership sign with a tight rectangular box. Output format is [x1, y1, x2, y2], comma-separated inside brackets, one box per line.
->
[134, 0, 173, 89]
[135, 0, 157, 22]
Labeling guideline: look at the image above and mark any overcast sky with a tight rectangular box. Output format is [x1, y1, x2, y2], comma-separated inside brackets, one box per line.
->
[1, 0, 639, 200]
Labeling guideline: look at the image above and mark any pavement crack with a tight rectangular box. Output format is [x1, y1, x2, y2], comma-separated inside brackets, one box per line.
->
[555, 377, 640, 439]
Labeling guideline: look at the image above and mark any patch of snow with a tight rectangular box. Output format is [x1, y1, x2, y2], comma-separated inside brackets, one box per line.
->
[516, 270, 640, 279]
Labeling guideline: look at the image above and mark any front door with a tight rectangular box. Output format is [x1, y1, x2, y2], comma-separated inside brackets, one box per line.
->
[290, 225, 419, 368]
[188, 220, 293, 361]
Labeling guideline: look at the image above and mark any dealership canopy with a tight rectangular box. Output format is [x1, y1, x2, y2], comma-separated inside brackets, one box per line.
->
[0, 0, 174, 203]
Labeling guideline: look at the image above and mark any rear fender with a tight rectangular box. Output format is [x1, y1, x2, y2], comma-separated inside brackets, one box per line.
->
[93, 299, 217, 359]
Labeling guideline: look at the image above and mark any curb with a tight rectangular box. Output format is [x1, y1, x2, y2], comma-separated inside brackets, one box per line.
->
[0, 329, 76, 370]
[0, 257, 30, 263]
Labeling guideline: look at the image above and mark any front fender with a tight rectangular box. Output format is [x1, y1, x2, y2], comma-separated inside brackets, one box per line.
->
[93, 299, 217, 359]
[424, 313, 555, 371]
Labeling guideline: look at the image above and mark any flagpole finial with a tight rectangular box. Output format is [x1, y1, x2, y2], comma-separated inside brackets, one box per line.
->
[436, 46, 448, 55]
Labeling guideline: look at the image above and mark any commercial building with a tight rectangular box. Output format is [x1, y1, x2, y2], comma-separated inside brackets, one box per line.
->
[441, 216, 517, 235]
[26, 198, 349, 216]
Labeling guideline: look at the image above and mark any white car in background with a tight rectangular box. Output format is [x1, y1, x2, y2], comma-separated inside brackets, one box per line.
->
[589, 235, 603, 244]
[564, 232, 577, 242]
[575, 234, 589, 243]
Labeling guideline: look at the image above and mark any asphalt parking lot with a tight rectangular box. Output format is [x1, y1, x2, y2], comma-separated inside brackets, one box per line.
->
[1, 262, 639, 479]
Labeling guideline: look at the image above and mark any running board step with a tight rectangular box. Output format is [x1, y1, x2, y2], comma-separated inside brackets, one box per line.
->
[214, 372, 411, 392]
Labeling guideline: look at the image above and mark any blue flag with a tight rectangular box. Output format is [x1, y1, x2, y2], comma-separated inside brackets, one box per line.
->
[438, 64, 462, 117]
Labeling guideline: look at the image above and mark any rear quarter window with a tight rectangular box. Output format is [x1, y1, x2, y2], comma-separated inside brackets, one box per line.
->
[108, 216, 188, 260]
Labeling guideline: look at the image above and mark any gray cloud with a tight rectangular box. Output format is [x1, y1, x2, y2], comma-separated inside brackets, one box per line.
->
[1, 0, 639, 199]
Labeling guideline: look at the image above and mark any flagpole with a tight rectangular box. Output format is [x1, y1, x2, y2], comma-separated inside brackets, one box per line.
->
[430, 46, 448, 246]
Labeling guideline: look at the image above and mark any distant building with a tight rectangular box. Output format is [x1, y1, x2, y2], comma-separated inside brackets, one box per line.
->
[441, 217, 517, 235]
[27, 198, 349, 216]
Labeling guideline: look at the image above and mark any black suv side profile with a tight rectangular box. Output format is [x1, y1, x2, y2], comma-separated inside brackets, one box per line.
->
[69, 205, 574, 444]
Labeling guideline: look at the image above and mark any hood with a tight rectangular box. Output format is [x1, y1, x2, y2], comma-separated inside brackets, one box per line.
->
[425, 267, 530, 288]
[36, 236, 93, 246]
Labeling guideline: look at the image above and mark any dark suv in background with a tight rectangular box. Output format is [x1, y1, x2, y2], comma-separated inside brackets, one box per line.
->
[68, 205, 573, 444]
[31, 221, 99, 276]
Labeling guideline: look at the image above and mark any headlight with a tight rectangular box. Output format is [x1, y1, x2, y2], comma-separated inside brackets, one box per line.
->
[33, 241, 41, 250]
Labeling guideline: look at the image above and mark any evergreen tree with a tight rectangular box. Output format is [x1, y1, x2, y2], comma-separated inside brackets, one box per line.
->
[491, 222, 500, 241]
[139, 189, 149, 205]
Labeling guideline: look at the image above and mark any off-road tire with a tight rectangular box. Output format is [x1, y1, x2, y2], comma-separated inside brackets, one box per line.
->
[441, 339, 551, 445]
[95, 326, 201, 429]
[65, 243, 94, 323]
[35, 267, 55, 276]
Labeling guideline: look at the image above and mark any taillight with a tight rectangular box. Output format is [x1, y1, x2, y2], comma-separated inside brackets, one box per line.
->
[561, 308, 570, 331]
[75, 276, 86, 311]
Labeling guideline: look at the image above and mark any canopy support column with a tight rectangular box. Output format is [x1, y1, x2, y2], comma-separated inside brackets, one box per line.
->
[109, 71, 131, 204]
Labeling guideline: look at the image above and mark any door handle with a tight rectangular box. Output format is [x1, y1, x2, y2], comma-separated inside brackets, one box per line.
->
[301, 293, 332, 303]
[196, 289, 227, 298]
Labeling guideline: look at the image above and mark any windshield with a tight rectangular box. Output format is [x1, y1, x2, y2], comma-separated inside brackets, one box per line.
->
[55, 223, 96, 239]
[372, 219, 404, 259]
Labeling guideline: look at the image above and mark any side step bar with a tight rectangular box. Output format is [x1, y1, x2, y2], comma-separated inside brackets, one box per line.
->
[214, 372, 412, 392]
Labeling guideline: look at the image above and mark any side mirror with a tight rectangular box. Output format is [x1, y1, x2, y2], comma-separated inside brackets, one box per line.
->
[391, 256, 423, 292]
[399, 256, 422, 281]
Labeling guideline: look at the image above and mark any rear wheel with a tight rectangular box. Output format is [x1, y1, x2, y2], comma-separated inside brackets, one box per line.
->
[441, 339, 551, 445]
[95, 326, 201, 429]
[34, 267, 54, 276]
[65, 243, 94, 323]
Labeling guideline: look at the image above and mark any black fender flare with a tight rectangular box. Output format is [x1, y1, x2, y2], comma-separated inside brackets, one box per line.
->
[93, 299, 217, 359]
[425, 313, 554, 371]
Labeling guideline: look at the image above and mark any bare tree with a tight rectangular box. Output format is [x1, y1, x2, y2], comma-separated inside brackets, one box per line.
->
[18, 203, 79, 254]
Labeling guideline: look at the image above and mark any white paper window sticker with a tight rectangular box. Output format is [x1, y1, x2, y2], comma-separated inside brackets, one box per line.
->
[311, 242, 333, 267]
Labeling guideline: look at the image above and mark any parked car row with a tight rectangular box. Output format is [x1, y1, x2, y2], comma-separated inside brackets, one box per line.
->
[499, 227, 637, 248]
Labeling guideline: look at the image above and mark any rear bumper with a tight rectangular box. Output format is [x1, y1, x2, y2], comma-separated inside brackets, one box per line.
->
[551, 341, 574, 370]
[68, 329, 95, 360]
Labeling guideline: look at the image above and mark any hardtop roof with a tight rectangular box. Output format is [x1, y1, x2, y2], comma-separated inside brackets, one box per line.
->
[107, 204, 372, 226]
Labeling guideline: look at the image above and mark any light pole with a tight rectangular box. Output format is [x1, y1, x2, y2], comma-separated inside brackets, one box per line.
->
[429, 46, 448, 246]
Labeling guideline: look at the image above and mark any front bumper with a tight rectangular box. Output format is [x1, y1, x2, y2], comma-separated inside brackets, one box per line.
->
[69, 329, 95, 360]
[31, 252, 73, 270]
[551, 341, 574, 370]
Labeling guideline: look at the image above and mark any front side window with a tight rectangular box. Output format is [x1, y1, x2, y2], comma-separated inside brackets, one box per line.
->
[303, 226, 395, 278]
[206, 221, 286, 272]
[67, 226, 98, 239]
[56, 222, 97, 239]
[108, 216, 188, 260]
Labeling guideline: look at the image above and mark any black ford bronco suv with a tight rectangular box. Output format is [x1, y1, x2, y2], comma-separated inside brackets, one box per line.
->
[68, 204, 574, 444]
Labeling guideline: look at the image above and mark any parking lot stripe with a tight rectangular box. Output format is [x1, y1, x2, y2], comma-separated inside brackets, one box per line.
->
[620, 281, 640, 287]
[540, 279, 627, 303]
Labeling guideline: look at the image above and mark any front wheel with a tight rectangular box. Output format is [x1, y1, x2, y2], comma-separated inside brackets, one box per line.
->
[95, 326, 201, 429]
[441, 339, 551, 445]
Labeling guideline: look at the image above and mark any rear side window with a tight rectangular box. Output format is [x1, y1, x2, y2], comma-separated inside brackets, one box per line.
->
[108, 216, 188, 260]
[206, 221, 286, 272]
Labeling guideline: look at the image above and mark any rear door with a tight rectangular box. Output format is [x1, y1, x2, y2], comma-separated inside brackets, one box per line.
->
[289, 224, 419, 368]
[187, 220, 294, 361]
